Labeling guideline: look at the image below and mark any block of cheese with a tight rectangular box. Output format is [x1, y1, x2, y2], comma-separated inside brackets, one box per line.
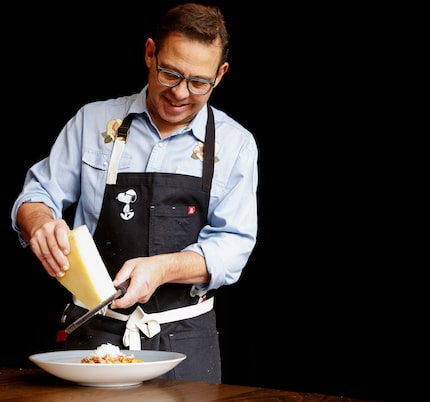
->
[56, 224, 116, 309]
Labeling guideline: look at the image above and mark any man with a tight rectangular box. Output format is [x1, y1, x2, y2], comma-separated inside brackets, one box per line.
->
[11, 3, 258, 383]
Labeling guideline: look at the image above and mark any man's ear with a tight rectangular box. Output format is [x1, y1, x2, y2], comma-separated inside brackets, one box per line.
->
[145, 38, 156, 68]
[214, 62, 229, 87]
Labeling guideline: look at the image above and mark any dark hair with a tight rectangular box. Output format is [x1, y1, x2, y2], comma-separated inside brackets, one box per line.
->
[153, 3, 230, 65]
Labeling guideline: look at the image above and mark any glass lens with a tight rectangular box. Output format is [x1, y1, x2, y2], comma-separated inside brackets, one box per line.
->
[188, 79, 211, 95]
[158, 70, 182, 86]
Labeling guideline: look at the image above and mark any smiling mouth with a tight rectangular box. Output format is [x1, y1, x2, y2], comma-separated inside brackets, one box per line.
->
[165, 97, 187, 108]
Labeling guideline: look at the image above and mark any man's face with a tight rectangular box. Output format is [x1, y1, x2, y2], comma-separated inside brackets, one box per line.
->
[145, 33, 228, 136]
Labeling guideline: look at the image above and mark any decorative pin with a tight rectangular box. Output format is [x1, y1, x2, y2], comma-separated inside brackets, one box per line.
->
[101, 119, 123, 143]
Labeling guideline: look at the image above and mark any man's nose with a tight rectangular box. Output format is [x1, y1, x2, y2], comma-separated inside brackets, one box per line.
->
[172, 79, 190, 97]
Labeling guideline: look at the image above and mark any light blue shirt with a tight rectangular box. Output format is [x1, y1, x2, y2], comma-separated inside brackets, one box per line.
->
[11, 85, 259, 291]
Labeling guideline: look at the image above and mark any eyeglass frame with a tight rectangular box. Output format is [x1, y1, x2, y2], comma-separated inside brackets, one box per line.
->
[155, 55, 217, 96]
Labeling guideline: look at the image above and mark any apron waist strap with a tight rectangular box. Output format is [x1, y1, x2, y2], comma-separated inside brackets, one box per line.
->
[73, 296, 214, 349]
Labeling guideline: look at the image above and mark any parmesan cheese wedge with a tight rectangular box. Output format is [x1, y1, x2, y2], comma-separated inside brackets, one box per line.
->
[56, 224, 116, 309]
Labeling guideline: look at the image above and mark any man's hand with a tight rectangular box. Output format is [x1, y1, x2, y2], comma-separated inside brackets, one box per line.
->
[17, 202, 71, 277]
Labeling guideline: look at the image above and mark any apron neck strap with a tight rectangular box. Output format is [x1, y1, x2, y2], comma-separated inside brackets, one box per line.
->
[202, 104, 215, 192]
[106, 113, 136, 184]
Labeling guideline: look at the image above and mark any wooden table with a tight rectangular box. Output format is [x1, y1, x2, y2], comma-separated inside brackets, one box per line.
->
[0, 368, 378, 401]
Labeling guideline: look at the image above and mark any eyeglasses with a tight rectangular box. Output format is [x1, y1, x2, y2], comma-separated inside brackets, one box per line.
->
[156, 56, 216, 96]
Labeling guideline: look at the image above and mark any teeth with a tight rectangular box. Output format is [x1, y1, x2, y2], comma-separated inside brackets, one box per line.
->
[168, 99, 181, 106]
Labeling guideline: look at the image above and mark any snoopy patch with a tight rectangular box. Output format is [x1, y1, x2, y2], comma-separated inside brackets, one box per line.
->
[116, 189, 137, 220]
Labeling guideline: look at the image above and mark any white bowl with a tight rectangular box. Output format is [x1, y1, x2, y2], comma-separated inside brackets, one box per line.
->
[29, 349, 186, 387]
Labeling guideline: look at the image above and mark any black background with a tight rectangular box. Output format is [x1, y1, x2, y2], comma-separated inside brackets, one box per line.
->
[2, 2, 390, 401]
